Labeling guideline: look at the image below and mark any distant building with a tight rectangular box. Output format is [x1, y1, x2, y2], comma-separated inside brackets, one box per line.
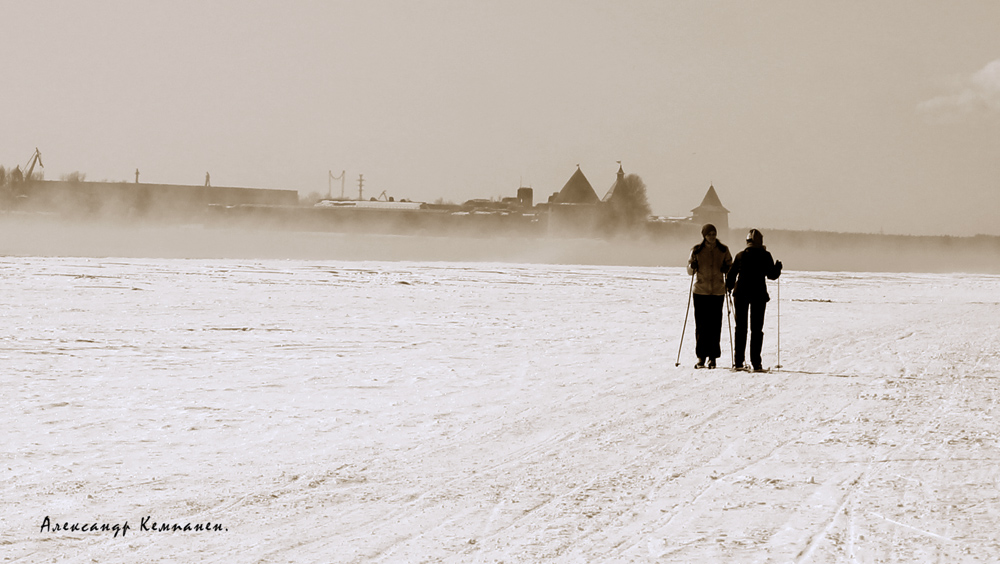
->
[601, 164, 626, 202]
[516, 187, 533, 209]
[546, 166, 603, 235]
[13, 179, 298, 219]
[691, 184, 730, 236]
[549, 166, 600, 204]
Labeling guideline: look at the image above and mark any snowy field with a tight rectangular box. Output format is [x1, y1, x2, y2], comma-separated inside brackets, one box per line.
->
[3, 256, 999, 563]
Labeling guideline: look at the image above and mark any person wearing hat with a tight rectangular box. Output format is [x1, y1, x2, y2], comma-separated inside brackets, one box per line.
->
[726, 228, 782, 371]
[686, 223, 732, 369]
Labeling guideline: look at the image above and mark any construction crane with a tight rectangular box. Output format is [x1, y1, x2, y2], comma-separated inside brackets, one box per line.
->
[23, 148, 43, 181]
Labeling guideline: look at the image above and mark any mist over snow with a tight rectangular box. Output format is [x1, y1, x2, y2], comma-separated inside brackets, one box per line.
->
[3, 216, 1000, 274]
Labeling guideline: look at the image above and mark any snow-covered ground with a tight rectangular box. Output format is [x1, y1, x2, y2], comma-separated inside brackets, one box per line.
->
[3, 257, 999, 563]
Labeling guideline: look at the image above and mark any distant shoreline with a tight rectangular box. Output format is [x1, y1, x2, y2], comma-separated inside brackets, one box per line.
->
[2, 213, 998, 274]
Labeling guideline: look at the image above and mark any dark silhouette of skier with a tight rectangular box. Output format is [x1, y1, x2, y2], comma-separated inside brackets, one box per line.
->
[726, 228, 782, 371]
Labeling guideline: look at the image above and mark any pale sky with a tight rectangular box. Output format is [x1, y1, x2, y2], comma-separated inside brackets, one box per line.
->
[4, 1, 1000, 236]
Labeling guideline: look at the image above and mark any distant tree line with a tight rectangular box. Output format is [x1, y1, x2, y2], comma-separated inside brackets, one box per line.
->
[0, 164, 46, 188]
[0, 166, 88, 192]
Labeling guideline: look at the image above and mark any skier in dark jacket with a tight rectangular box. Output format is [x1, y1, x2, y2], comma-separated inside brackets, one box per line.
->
[726, 228, 782, 371]
[687, 223, 732, 369]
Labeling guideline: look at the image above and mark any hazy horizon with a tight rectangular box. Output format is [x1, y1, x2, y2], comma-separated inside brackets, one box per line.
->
[4, 2, 1000, 237]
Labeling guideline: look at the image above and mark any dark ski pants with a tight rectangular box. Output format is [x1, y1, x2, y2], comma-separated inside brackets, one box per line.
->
[733, 296, 767, 368]
[693, 294, 724, 361]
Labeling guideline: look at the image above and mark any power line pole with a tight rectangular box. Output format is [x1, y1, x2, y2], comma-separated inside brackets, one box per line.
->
[328, 170, 345, 199]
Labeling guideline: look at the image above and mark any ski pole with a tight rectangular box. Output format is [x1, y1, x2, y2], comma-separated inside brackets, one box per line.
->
[725, 290, 734, 369]
[775, 277, 781, 369]
[675, 271, 695, 367]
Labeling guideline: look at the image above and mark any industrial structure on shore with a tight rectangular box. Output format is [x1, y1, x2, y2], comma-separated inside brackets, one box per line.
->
[1, 150, 728, 239]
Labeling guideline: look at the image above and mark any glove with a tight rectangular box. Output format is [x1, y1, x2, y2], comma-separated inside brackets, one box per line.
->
[690, 259, 699, 270]
[775, 260, 783, 271]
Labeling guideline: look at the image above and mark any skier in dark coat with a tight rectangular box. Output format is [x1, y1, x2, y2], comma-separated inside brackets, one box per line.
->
[687, 223, 732, 369]
[726, 228, 782, 371]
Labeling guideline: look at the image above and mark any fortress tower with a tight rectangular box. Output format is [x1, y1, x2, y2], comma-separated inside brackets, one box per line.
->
[691, 184, 730, 237]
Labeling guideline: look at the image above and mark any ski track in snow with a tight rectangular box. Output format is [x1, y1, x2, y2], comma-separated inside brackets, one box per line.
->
[2, 257, 999, 563]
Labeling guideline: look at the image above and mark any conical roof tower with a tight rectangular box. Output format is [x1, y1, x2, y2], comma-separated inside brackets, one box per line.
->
[691, 184, 730, 233]
[691, 185, 729, 214]
[553, 166, 600, 204]
[602, 163, 625, 202]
